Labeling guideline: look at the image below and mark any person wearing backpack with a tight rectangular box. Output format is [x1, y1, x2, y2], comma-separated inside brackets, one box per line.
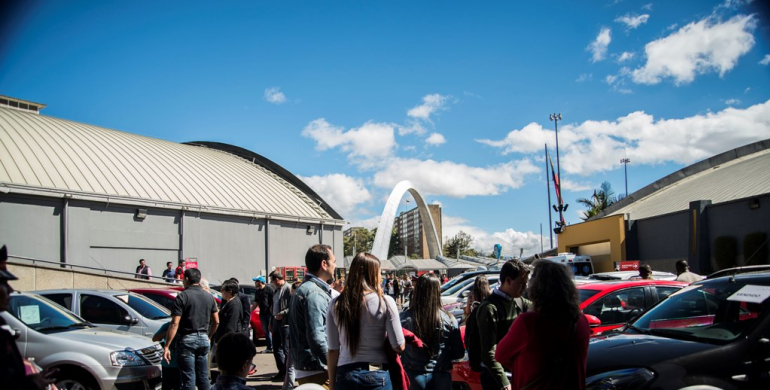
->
[467, 259, 531, 390]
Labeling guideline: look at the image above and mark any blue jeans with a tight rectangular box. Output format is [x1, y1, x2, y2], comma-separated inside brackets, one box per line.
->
[260, 314, 273, 350]
[274, 326, 289, 375]
[405, 370, 451, 390]
[178, 333, 210, 390]
[335, 363, 392, 390]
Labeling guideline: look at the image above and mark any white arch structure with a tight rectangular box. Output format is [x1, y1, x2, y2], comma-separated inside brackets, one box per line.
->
[371, 181, 443, 260]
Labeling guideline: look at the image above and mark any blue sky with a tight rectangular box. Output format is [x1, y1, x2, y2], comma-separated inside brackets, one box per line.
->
[2, 0, 769, 257]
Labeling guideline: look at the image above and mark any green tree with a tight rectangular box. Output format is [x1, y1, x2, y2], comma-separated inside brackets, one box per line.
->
[388, 227, 404, 258]
[343, 227, 375, 256]
[443, 231, 475, 258]
[576, 181, 617, 221]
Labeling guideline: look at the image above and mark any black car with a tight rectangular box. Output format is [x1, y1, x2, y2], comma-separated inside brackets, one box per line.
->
[586, 266, 770, 390]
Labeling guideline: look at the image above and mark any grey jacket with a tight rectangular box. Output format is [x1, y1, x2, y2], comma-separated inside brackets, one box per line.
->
[272, 282, 291, 328]
[288, 273, 332, 371]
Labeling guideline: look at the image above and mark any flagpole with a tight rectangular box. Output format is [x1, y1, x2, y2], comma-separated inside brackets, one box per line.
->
[545, 144, 553, 249]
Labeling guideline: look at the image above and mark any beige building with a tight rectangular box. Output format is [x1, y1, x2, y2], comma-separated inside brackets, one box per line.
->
[395, 204, 442, 259]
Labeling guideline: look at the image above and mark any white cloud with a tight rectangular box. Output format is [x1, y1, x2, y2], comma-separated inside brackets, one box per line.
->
[442, 215, 545, 257]
[561, 179, 594, 192]
[744, 87, 751, 93]
[264, 87, 287, 104]
[725, 98, 741, 105]
[617, 51, 635, 62]
[299, 174, 372, 218]
[301, 118, 397, 164]
[576, 73, 593, 82]
[349, 215, 381, 230]
[477, 100, 770, 176]
[616, 14, 650, 30]
[632, 15, 756, 85]
[605, 74, 619, 85]
[588, 27, 612, 62]
[760, 54, 770, 65]
[641, 3, 653, 11]
[373, 158, 540, 198]
[425, 133, 447, 146]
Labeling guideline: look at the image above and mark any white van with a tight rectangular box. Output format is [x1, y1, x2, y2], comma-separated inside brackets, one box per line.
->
[542, 253, 595, 277]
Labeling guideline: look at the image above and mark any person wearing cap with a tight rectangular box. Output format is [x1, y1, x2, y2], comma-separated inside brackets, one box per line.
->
[253, 275, 275, 353]
[0, 245, 57, 390]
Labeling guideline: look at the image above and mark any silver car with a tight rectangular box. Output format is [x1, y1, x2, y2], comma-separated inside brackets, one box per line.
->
[3, 292, 162, 390]
[35, 289, 171, 338]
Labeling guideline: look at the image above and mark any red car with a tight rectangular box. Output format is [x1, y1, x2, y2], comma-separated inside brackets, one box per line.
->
[451, 279, 688, 390]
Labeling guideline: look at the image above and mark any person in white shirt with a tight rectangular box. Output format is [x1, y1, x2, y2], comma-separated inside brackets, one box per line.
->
[675, 260, 704, 284]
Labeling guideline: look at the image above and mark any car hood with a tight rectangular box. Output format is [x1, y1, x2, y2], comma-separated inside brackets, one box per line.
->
[587, 333, 717, 373]
[53, 327, 156, 350]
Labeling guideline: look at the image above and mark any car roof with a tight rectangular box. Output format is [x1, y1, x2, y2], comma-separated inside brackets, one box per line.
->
[34, 289, 138, 296]
[128, 288, 179, 294]
[698, 272, 770, 286]
[577, 280, 688, 291]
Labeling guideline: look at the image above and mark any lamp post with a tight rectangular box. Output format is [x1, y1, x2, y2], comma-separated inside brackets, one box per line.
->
[621, 157, 630, 197]
[549, 113, 563, 189]
[549, 113, 567, 233]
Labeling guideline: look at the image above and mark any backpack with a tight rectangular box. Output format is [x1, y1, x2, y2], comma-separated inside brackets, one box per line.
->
[465, 295, 528, 372]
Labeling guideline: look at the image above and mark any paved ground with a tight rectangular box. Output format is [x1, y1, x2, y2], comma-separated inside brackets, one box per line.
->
[244, 347, 285, 389]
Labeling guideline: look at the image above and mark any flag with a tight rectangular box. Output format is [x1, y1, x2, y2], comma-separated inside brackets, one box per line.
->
[549, 155, 566, 226]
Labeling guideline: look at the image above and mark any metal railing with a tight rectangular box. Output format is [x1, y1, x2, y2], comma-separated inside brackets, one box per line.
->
[8, 254, 180, 284]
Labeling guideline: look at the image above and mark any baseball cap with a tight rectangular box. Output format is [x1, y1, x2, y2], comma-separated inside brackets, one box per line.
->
[0, 245, 19, 281]
[252, 275, 266, 283]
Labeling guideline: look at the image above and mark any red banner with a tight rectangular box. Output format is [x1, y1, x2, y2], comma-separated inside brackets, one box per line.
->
[618, 261, 639, 271]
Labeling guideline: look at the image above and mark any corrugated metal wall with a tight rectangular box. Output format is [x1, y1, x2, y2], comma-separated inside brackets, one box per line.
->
[1, 193, 345, 285]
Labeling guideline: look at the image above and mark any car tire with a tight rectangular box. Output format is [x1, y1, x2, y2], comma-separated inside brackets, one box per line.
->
[56, 368, 99, 390]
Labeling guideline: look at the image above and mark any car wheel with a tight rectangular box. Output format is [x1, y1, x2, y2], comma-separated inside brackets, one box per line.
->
[56, 368, 98, 390]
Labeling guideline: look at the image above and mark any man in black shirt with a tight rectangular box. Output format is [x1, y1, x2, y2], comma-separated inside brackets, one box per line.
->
[252, 275, 275, 352]
[164, 268, 219, 390]
[226, 277, 252, 337]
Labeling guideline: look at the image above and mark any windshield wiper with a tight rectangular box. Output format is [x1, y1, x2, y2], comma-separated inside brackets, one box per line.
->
[68, 322, 92, 328]
[36, 325, 72, 332]
[625, 323, 651, 335]
[152, 315, 170, 320]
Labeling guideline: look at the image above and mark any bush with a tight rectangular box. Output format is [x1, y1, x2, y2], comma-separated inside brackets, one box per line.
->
[743, 232, 768, 265]
[714, 236, 737, 270]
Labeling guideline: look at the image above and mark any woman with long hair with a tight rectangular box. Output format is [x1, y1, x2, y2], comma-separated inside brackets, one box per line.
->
[463, 275, 491, 320]
[327, 253, 405, 390]
[495, 260, 590, 390]
[400, 273, 464, 390]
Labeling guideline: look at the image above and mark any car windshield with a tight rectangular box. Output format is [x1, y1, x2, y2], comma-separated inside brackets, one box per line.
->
[579, 288, 601, 304]
[121, 293, 171, 320]
[441, 275, 467, 291]
[8, 294, 89, 332]
[442, 278, 475, 296]
[630, 281, 770, 344]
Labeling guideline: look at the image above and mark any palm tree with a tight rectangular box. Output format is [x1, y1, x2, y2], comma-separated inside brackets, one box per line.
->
[577, 181, 616, 221]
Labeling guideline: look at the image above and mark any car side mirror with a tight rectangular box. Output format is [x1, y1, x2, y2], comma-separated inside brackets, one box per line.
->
[12, 328, 21, 340]
[124, 315, 139, 325]
[585, 314, 601, 327]
[461, 290, 470, 298]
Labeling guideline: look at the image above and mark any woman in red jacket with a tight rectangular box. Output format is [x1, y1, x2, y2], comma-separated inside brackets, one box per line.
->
[495, 260, 590, 390]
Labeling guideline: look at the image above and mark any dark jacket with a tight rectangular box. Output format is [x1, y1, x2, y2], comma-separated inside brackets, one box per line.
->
[214, 298, 243, 342]
[289, 273, 332, 371]
[237, 292, 251, 330]
[1, 317, 38, 390]
[255, 285, 274, 315]
[476, 290, 531, 388]
[400, 310, 464, 372]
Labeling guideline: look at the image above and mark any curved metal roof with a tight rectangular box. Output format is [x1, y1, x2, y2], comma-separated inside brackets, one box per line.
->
[0, 106, 341, 223]
[597, 139, 770, 221]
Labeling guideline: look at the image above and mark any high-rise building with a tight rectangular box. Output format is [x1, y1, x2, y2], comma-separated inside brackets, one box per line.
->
[394, 204, 442, 259]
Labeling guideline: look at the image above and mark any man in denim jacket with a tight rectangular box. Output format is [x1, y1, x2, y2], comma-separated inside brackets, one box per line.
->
[288, 244, 336, 389]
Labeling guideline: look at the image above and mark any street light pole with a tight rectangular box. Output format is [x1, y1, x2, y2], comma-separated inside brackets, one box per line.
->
[549, 113, 566, 232]
[621, 157, 630, 197]
[549, 113, 563, 190]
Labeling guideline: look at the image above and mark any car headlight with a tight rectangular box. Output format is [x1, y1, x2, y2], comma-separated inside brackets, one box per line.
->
[110, 350, 145, 366]
[586, 368, 655, 390]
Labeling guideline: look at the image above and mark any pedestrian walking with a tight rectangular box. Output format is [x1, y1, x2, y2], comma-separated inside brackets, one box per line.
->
[163, 268, 220, 390]
[226, 278, 251, 337]
[393, 275, 401, 305]
[252, 275, 274, 353]
[327, 252, 405, 390]
[136, 258, 152, 280]
[400, 273, 464, 390]
[289, 244, 336, 389]
[211, 281, 243, 384]
[271, 271, 292, 382]
[495, 260, 590, 390]
[282, 281, 301, 390]
[175, 259, 186, 283]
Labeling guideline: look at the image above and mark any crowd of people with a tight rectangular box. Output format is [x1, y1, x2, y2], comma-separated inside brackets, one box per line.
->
[5, 239, 711, 390]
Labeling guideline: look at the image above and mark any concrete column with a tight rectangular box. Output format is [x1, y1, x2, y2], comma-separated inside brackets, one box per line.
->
[688, 200, 712, 274]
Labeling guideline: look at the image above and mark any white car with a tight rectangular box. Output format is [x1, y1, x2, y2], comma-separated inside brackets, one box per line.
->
[3, 292, 162, 390]
[35, 289, 171, 338]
